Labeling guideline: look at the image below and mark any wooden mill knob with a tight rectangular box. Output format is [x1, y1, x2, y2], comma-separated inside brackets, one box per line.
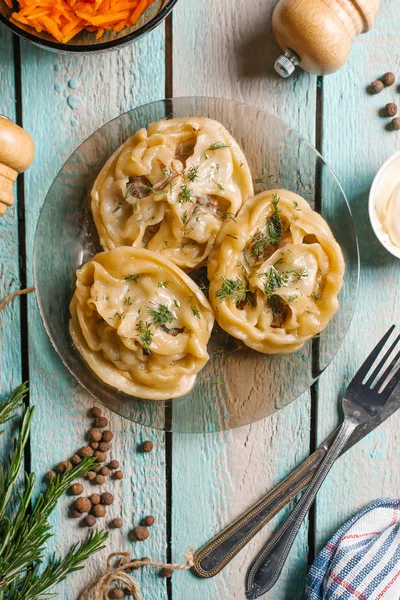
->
[272, 0, 381, 77]
[0, 115, 35, 216]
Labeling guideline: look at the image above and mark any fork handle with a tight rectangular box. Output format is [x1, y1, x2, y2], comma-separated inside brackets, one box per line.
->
[192, 429, 339, 578]
[246, 418, 357, 599]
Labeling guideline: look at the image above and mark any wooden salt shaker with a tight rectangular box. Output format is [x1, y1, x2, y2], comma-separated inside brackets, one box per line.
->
[0, 115, 35, 216]
[273, 0, 381, 77]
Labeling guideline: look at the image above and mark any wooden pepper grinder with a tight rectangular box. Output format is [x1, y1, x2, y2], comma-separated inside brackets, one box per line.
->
[0, 115, 35, 216]
[272, 0, 381, 77]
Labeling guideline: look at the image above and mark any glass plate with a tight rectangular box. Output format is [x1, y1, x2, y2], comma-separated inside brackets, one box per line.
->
[33, 97, 359, 433]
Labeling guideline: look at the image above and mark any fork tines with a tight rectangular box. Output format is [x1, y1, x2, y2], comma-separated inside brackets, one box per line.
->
[357, 325, 400, 395]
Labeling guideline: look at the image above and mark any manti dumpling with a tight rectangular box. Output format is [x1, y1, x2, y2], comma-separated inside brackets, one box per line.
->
[91, 117, 254, 271]
[69, 247, 214, 400]
[207, 189, 345, 354]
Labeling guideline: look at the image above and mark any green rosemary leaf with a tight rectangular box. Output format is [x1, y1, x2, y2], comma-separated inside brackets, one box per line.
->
[0, 382, 28, 429]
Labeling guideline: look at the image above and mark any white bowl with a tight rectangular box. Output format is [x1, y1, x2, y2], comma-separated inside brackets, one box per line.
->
[369, 150, 400, 260]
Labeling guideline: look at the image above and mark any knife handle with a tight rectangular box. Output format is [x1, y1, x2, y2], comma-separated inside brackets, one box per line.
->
[192, 432, 336, 578]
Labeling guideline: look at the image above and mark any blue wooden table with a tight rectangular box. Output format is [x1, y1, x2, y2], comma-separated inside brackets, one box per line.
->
[1, 1, 400, 598]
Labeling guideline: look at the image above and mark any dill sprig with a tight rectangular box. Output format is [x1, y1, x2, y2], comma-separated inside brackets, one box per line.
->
[191, 306, 201, 318]
[253, 173, 273, 185]
[216, 208, 237, 222]
[262, 266, 287, 297]
[0, 384, 107, 598]
[186, 165, 199, 182]
[178, 185, 193, 203]
[124, 273, 141, 283]
[136, 320, 153, 353]
[212, 178, 224, 191]
[251, 232, 269, 258]
[207, 142, 230, 151]
[148, 304, 174, 326]
[216, 277, 248, 304]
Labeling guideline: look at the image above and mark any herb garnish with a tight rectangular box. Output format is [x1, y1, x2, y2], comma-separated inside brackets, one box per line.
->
[182, 211, 189, 225]
[125, 296, 133, 305]
[212, 178, 224, 191]
[226, 234, 238, 240]
[251, 232, 269, 258]
[262, 265, 308, 297]
[136, 320, 153, 353]
[216, 208, 237, 222]
[149, 304, 174, 326]
[267, 193, 284, 245]
[253, 173, 273, 185]
[112, 204, 121, 213]
[186, 165, 199, 182]
[178, 184, 193, 203]
[216, 277, 248, 304]
[207, 142, 230, 151]
[124, 273, 141, 283]
[191, 306, 201, 318]
[112, 311, 125, 320]
[158, 281, 172, 288]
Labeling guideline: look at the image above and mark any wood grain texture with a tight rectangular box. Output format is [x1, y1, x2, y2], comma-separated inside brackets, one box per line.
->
[316, 0, 400, 553]
[171, 1, 316, 597]
[0, 28, 22, 459]
[19, 30, 168, 598]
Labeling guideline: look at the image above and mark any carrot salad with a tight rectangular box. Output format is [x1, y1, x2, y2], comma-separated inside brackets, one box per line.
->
[5, 0, 156, 44]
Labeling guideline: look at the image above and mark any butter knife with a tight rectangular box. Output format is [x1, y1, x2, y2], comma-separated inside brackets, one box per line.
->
[192, 385, 400, 579]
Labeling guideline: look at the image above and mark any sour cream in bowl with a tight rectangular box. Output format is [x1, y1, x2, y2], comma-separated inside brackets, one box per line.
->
[369, 150, 400, 259]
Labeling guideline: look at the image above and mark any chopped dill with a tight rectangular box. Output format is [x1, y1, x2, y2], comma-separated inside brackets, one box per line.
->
[112, 204, 121, 213]
[267, 193, 284, 245]
[178, 184, 193, 203]
[148, 303, 174, 326]
[226, 233, 238, 240]
[216, 277, 248, 304]
[161, 166, 170, 177]
[186, 165, 199, 182]
[112, 311, 125, 320]
[212, 178, 224, 191]
[262, 266, 287, 297]
[124, 296, 133, 305]
[253, 173, 273, 185]
[124, 273, 141, 283]
[158, 281, 172, 288]
[216, 208, 237, 222]
[191, 306, 201, 318]
[251, 232, 268, 258]
[207, 142, 230, 151]
[182, 211, 189, 225]
[136, 320, 152, 353]
[173, 299, 180, 309]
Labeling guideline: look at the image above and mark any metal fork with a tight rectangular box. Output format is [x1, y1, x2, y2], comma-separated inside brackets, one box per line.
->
[246, 325, 400, 599]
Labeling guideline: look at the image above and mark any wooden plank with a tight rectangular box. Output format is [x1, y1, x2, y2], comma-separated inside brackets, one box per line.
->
[171, 1, 317, 597]
[316, 5, 400, 552]
[19, 29, 168, 597]
[0, 29, 22, 457]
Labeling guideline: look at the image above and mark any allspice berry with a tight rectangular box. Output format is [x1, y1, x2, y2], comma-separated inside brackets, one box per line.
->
[110, 517, 123, 529]
[109, 460, 119, 470]
[70, 482, 84, 495]
[85, 514, 97, 528]
[90, 406, 102, 418]
[74, 497, 91, 513]
[99, 442, 111, 452]
[382, 72, 396, 87]
[385, 103, 398, 117]
[92, 503, 106, 517]
[371, 80, 384, 94]
[141, 557, 151, 564]
[86, 471, 97, 481]
[71, 454, 82, 466]
[162, 568, 173, 578]
[79, 445, 94, 458]
[102, 430, 113, 442]
[100, 466, 111, 477]
[70, 508, 82, 519]
[114, 470, 124, 480]
[93, 463, 102, 473]
[89, 493, 101, 505]
[94, 416, 108, 428]
[94, 451, 107, 463]
[391, 117, 400, 130]
[95, 474, 106, 486]
[90, 441, 99, 450]
[142, 441, 153, 453]
[101, 492, 114, 505]
[143, 515, 155, 527]
[110, 589, 125, 599]
[133, 526, 149, 541]
[58, 461, 72, 473]
[46, 470, 57, 482]
[89, 428, 103, 442]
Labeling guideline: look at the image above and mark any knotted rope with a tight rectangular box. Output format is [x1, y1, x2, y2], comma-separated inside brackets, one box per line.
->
[79, 548, 195, 600]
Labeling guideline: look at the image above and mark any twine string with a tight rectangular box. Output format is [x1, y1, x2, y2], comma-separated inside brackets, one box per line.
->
[0, 286, 35, 312]
[79, 548, 195, 600]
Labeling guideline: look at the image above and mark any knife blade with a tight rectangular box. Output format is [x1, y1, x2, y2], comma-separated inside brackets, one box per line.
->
[192, 385, 400, 579]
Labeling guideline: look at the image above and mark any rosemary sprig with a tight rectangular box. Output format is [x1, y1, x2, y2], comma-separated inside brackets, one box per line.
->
[0, 385, 107, 599]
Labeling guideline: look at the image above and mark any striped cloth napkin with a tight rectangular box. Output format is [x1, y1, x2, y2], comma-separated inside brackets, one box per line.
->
[305, 498, 400, 600]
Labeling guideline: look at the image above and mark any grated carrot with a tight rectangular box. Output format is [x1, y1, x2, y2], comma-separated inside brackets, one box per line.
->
[9, 0, 155, 44]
